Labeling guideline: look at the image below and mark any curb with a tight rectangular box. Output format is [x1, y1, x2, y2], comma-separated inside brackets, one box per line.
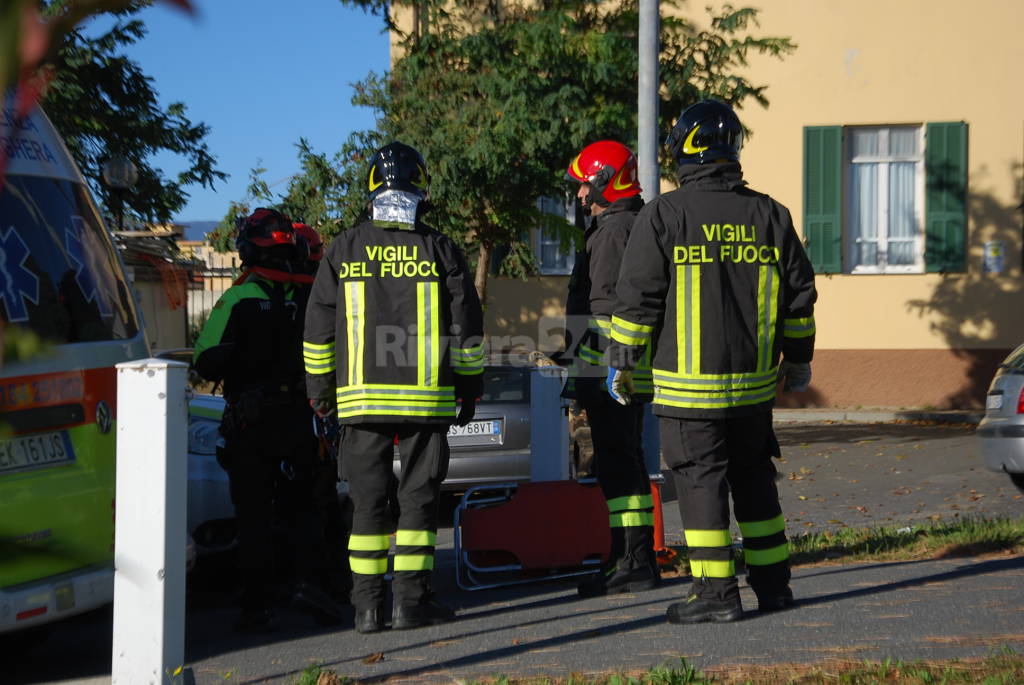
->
[773, 409, 982, 425]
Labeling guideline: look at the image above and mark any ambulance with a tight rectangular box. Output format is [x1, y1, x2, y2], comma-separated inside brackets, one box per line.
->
[0, 100, 149, 634]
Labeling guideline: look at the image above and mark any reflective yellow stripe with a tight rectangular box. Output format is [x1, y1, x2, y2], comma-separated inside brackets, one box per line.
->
[684, 529, 732, 548]
[579, 344, 603, 365]
[606, 494, 653, 513]
[396, 530, 436, 547]
[451, 343, 485, 361]
[654, 383, 777, 410]
[611, 315, 653, 334]
[784, 316, 816, 338]
[337, 386, 454, 401]
[338, 406, 456, 418]
[738, 514, 786, 539]
[609, 512, 654, 528]
[394, 554, 434, 571]
[744, 542, 790, 566]
[348, 534, 390, 552]
[416, 282, 440, 387]
[653, 367, 779, 390]
[304, 341, 334, 352]
[453, 366, 484, 376]
[676, 264, 701, 375]
[689, 558, 735, 579]
[756, 265, 780, 372]
[589, 317, 612, 334]
[350, 557, 389, 575]
[304, 359, 336, 375]
[344, 282, 365, 386]
[610, 328, 648, 346]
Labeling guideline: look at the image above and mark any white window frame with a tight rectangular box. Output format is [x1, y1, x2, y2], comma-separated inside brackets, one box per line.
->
[843, 125, 926, 275]
[533, 194, 576, 276]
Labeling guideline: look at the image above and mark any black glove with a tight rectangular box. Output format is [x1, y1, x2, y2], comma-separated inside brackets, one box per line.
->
[455, 397, 476, 427]
[309, 398, 336, 420]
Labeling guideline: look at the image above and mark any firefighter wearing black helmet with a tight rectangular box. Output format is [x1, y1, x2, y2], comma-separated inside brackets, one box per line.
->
[193, 208, 344, 633]
[304, 141, 484, 633]
[563, 140, 658, 597]
[605, 100, 817, 624]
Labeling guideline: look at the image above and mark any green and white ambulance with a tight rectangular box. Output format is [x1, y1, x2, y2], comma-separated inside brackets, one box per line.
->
[0, 100, 149, 633]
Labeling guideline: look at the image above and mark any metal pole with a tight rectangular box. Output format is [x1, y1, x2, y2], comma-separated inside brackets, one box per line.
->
[638, 0, 663, 474]
[638, 0, 660, 203]
[112, 359, 191, 685]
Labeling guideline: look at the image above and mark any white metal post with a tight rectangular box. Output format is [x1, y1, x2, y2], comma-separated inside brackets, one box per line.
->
[112, 359, 190, 685]
[529, 365, 570, 482]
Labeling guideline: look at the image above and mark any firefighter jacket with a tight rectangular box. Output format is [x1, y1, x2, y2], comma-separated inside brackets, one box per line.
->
[565, 196, 652, 400]
[192, 276, 307, 402]
[303, 218, 484, 425]
[607, 162, 817, 419]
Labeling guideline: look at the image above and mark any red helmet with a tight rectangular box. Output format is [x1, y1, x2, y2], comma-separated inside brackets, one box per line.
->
[566, 140, 642, 206]
[292, 222, 323, 262]
[236, 208, 296, 267]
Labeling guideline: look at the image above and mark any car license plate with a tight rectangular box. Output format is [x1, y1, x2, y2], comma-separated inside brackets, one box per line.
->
[448, 419, 502, 439]
[986, 394, 1003, 411]
[0, 431, 75, 474]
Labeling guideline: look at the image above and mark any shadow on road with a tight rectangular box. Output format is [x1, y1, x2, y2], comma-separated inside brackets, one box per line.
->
[774, 422, 975, 447]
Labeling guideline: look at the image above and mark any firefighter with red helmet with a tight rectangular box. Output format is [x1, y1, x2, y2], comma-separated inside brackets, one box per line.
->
[564, 140, 658, 597]
[605, 100, 817, 623]
[193, 208, 343, 633]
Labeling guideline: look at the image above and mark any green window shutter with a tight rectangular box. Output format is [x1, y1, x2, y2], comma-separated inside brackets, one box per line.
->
[803, 126, 843, 273]
[925, 122, 967, 273]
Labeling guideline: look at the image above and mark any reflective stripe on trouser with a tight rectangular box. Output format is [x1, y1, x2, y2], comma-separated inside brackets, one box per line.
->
[342, 423, 449, 608]
[660, 412, 787, 599]
[579, 393, 654, 566]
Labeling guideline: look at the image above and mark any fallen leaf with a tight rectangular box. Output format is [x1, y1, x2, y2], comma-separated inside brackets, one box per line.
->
[797, 495, 807, 500]
[363, 652, 384, 664]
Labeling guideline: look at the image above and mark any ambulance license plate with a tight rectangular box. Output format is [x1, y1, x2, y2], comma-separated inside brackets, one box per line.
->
[0, 431, 75, 474]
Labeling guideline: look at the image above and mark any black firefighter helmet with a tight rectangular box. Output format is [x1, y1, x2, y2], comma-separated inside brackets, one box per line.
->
[666, 99, 744, 166]
[366, 142, 430, 202]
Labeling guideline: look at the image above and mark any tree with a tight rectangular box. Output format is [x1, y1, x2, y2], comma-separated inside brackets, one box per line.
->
[220, 1, 793, 304]
[39, 1, 224, 225]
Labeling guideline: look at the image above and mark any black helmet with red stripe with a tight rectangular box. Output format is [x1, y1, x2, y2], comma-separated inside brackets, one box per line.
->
[236, 207, 297, 267]
[566, 140, 642, 208]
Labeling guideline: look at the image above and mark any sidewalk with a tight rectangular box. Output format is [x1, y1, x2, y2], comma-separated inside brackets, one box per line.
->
[773, 408, 983, 425]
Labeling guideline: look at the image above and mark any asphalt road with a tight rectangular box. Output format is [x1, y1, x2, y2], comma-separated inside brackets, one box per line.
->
[10, 419, 1024, 684]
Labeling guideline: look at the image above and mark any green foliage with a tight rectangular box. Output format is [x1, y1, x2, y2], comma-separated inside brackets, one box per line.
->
[1, 323, 50, 365]
[40, 1, 225, 224]
[233, 0, 792, 300]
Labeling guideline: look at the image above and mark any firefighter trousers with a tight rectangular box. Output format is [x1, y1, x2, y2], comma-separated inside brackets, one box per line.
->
[660, 412, 790, 601]
[579, 383, 654, 570]
[341, 423, 450, 610]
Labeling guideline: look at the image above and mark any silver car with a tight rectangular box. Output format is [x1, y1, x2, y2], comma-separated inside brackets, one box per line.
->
[978, 342, 1024, 492]
[392, 356, 535, 491]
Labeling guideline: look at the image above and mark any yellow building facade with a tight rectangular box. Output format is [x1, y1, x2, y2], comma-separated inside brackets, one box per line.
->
[391, 0, 1023, 409]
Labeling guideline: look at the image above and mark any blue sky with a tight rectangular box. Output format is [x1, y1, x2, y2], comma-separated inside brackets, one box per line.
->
[86, 0, 390, 222]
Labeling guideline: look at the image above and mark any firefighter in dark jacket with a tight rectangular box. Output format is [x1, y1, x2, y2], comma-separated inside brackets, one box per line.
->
[564, 140, 658, 597]
[304, 142, 485, 634]
[605, 100, 817, 624]
[193, 209, 343, 633]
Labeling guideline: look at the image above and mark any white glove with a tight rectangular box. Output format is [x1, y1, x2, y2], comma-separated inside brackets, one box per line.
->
[779, 361, 812, 392]
[606, 368, 635, 405]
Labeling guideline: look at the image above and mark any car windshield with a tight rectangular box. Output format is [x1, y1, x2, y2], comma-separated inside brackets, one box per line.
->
[1001, 343, 1024, 372]
[479, 367, 530, 403]
[0, 174, 139, 342]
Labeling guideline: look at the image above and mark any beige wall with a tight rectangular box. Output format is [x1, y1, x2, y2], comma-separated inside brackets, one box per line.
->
[706, 0, 1024, 351]
[134, 280, 187, 352]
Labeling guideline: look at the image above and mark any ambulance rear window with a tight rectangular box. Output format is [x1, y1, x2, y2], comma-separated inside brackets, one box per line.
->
[0, 174, 139, 342]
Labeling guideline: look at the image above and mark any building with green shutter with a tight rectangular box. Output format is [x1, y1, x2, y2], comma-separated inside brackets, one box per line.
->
[390, 0, 1022, 410]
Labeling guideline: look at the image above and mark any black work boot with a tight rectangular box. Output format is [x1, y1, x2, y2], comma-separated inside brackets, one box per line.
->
[666, 578, 743, 624]
[756, 586, 794, 612]
[392, 598, 456, 630]
[354, 604, 386, 634]
[577, 562, 657, 597]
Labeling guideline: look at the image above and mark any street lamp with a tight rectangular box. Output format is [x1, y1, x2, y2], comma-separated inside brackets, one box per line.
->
[101, 156, 139, 231]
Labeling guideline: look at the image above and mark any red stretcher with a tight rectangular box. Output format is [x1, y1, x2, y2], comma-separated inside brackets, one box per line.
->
[453, 480, 610, 590]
